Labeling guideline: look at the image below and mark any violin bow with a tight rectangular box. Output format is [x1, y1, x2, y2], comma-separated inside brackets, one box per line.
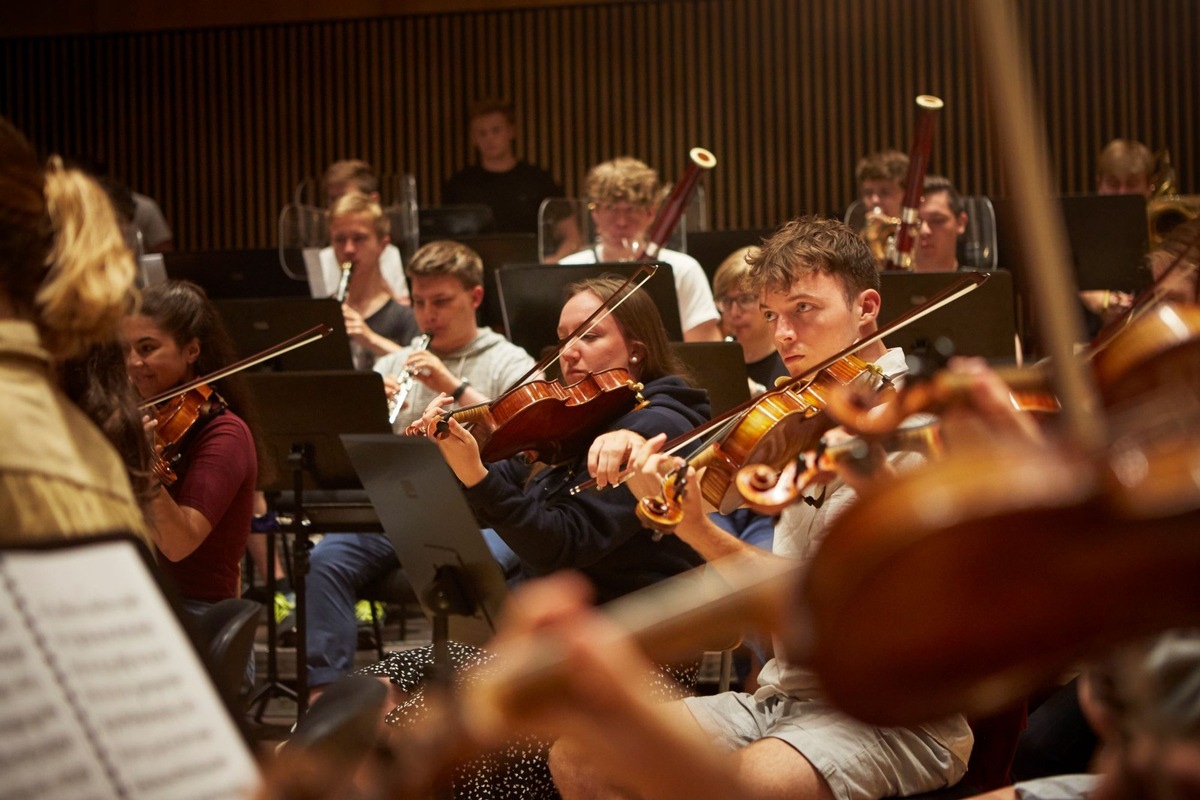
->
[570, 270, 990, 495]
[437, 263, 659, 428]
[138, 324, 333, 409]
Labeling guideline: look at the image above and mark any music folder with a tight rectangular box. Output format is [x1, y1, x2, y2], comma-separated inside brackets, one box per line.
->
[341, 435, 508, 647]
[0, 534, 260, 799]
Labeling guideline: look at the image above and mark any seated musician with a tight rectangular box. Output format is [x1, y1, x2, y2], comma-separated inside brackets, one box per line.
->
[550, 216, 973, 800]
[913, 175, 969, 273]
[317, 159, 410, 304]
[0, 117, 147, 542]
[856, 148, 909, 222]
[122, 280, 262, 619]
[304, 240, 536, 696]
[559, 156, 723, 342]
[328, 192, 419, 369]
[352, 278, 710, 798]
[1078, 139, 1153, 329]
[713, 245, 788, 393]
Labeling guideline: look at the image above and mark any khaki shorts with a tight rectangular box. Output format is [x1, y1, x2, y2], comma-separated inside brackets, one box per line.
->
[682, 691, 971, 800]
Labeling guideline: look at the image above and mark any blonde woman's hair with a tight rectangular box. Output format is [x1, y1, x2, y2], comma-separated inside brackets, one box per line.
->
[38, 157, 137, 358]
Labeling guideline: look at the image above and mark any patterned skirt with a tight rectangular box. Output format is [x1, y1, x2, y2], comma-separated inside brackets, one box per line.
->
[360, 641, 699, 799]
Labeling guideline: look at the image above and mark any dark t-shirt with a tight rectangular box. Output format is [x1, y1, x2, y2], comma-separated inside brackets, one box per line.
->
[443, 160, 563, 234]
[352, 299, 419, 370]
[746, 350, 788, 389]
[161, 411, 257, 602]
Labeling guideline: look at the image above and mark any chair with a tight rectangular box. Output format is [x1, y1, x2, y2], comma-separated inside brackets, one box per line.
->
[192, 598, 261, 709]
[359, 567, 419, 660]
[281, 674, 387, 776]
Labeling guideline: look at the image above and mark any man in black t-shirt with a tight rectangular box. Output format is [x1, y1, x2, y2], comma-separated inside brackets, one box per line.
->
[442, 98, 563, 234]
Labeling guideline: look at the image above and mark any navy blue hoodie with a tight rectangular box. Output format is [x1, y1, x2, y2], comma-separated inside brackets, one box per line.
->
[463, 375, 709, 603]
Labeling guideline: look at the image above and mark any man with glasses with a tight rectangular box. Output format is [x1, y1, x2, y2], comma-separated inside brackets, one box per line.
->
[560, 156, 722, 342]
[713, 245, 787, 392]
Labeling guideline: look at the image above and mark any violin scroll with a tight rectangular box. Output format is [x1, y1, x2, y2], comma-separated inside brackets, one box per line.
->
[636, 463, 690, 537]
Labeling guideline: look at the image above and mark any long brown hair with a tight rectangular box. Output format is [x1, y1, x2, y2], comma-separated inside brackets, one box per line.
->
[138, 280, 272, 482]
[564, 276, 691, 384]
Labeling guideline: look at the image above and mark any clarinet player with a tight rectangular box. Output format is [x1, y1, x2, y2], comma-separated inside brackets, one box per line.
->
[303, 240, 535, 701]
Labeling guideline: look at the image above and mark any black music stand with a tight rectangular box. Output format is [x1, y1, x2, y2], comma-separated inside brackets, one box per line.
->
[342, 435, 507, 661]
[670, 341, 752, 416]
[993, 194, 1150, 292]
[878, 270, 1020, 362]
[684, 229, 775, 283]
[496, 262, 683, 357]
[215, 298, 355, 371]
[161, 249, 312, 298]
[453, 233, 540, 331]
[244, 372, 392, 720]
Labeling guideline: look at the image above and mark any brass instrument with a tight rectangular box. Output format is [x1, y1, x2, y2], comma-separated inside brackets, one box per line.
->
[387, 333, 432, 425]
[334, 260, 353, 302]
[1148, 150, 1199, 248]
[860, 207, 901, 264]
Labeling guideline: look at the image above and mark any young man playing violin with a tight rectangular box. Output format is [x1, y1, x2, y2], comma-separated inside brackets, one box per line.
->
[552, 216, 973, 800]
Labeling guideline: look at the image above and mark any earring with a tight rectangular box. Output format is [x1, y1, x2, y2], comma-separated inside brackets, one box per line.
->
[630, 355, 639, 364]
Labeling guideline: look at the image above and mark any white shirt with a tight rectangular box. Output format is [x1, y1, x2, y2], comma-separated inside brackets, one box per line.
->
[558, 246, 720, 336]
[317, 245, 409, 301]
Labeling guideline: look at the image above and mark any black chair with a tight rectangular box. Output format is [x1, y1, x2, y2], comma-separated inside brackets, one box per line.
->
[281, 674, 387, 784]
[359, 566, 419, 661]
[193, 598, 261, 709]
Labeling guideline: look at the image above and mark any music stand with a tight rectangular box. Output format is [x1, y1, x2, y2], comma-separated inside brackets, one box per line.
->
[670, 341, 751, 416]
[496, 262, 683, 357]
[215, 298, 354, 371]
[877, 271, 1020, 362]
[418, 204, 496, 239]
[993, 194, 1149, 292]
[244, 372, 392, 719]
[341, 436, 507, 652]
[684, 229, 775, 283]
[162, 249, 312, 298]
[453, 233, 540, 331]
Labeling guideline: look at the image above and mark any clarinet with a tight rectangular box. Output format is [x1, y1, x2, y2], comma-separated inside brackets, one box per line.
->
[887, 95, 944, 271]
[334, 260, 353, 302]
[387, 333, 432, 425]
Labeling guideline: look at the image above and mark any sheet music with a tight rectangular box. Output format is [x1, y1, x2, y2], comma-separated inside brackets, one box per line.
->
[0, 586, 113, 800]
[0, 541, 260, 800]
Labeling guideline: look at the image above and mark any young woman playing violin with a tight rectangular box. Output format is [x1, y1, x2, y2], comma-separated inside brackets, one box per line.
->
[358, 277, 710, 799]
[122, 280, 261, 616]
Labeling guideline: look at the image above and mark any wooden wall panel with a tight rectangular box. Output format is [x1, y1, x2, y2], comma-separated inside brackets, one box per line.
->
[1, 0, 1195, 251]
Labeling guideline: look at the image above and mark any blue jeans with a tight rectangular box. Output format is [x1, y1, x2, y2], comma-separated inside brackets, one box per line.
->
[306, 529, 519, 687]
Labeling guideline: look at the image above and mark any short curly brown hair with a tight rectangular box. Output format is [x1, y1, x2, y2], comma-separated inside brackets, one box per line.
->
[746, 216, 879, 303]
[585, 157, 661, 207]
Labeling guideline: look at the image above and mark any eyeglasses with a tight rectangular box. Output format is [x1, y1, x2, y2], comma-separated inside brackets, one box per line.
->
[716, 293, 759, 312]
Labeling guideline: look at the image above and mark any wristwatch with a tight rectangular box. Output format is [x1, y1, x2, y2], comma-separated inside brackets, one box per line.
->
[451, 378, 471, 402]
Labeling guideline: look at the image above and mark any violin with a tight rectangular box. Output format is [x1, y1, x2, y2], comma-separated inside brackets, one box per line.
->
[424, 368, 646, 464]
[410, 265, 657, 464]
[150, 383, 227, 486]
[646, 354, 893, 525]
[735, 418, 943, 515]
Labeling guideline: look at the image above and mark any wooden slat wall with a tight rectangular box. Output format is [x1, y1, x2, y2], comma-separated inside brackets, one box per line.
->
[2, 0, 1195, 251]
